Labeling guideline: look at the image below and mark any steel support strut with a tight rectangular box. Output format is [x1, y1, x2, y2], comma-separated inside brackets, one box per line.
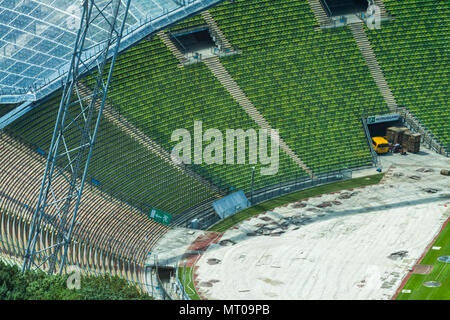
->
[22, 0, 132, 275]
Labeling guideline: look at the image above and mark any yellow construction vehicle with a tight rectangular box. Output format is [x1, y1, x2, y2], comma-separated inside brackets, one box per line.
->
[372, 136, 390, 154]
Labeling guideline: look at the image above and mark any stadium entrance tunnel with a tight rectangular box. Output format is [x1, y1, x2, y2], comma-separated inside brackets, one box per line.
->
[368, 119, 404, 139]
[321, 0, 369, 17]
[171, 27, 217, 58]
[156, 266, 175, 283]
[150, 265, 177, 299]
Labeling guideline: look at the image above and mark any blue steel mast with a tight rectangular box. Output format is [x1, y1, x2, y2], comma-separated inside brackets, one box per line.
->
[22, 0, 132, 275]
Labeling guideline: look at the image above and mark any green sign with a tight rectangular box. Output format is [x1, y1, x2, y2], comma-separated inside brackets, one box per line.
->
[148, 208, 172, 226]
[367, 113, 400, 125]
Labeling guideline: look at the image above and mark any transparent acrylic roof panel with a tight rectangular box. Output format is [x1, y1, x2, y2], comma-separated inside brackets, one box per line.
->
[0, 0, 183, 98]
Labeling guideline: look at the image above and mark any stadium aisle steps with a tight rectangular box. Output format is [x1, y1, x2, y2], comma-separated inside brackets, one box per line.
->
[209, 0, 387, 173]
[373, 0, 390, 19]
[307, 0, 331, 27]
[349, 22, 398, 108]
[77, 82, 224, 196]
[7, 93, 217, 215]
[365, 0, 449, 148]
[102, 34, 306, 192]
[157, 31, 186, 67]
[203, 56, 314, 178]
[201, 10, 233, 50]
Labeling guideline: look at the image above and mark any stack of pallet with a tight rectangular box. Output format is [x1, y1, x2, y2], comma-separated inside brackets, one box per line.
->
[386, 126, 408, 144]
[402, 132, 421, 153]
[386, 126, 421, 153]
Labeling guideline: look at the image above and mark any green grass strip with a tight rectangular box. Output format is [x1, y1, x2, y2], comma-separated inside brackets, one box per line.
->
[396, 219, 450, 300]
[208, 173, 385, 233]
[177, 266, 201, 300]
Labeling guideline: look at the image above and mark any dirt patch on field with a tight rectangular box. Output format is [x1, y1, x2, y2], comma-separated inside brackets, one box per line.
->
[207, 258, 221, 265]
[219, 239, 235, 246]
[292, 202, 307, 208]
[269, 231, 284, 236]
[199, 281, 213, 287]
[416, 168, 434, 173]
[190, 232, 223, 251]
[412, 264, 433, 274]
[317, 201, 332, 208]
[338, 192, 353, 200]
[423, 188, 440, 194]
[258, 278, 284, 286]
[184, 232, 223, 267]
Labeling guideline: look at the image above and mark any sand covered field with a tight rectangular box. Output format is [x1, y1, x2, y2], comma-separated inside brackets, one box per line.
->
[193, 157, 450, 299]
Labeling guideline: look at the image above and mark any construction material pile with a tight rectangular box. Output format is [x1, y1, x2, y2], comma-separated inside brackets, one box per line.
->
[386, 126, 421, 153]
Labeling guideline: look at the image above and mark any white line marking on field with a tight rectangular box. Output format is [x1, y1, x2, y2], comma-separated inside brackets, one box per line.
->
[402, 289, 411, 294]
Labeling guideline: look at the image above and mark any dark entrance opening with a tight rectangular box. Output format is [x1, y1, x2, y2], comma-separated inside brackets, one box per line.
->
[151, 266, 175, 299]
[156, 267, 174, 283]
[321, 0, 369, 17]
[171, 28, 215, 54]
[367, 119, 403, 140]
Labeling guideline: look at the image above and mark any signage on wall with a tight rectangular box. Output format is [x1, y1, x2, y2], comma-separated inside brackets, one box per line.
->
[148, 208, 172, 226]
[367, 113, 400, 125]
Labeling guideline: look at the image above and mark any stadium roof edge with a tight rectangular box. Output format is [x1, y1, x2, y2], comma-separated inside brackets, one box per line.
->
[0, 0, 226, 130]
[0, 0, 226, 105]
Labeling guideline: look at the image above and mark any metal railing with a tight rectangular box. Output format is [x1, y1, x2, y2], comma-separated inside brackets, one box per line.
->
[361, 116, 380, 166]
[319, 0, 333, 17]
[146, 254, 190, 300]
[177, 166, 355, 230]
[362, 107, 449, 157]
[398, 108, 449, 157]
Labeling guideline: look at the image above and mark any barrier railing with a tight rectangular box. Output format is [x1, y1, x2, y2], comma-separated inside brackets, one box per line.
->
[361, 116, 380, 166]
[362, 107, 449, 157]
[180, 166, 354, 230]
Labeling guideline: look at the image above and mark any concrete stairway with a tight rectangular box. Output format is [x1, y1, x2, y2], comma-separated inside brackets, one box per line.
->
[157, 31, 186, 67]
[77, 83, 224, 196]
[349, 23, 448, 156]
[307, 0, 331, 27]
[349, 22, 398, 109]
[201, 11, 233, 50]
[395, 107, 449, 157]
[373, 0, 390, 19]
[203, 56, 314, 178]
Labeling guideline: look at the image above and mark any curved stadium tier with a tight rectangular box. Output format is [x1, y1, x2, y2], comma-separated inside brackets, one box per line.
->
[366, 0, 449, 146]
[0, 0, 448, 293]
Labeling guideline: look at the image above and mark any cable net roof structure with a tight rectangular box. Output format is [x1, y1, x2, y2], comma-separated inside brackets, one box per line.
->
[0, 0, 222, 103]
